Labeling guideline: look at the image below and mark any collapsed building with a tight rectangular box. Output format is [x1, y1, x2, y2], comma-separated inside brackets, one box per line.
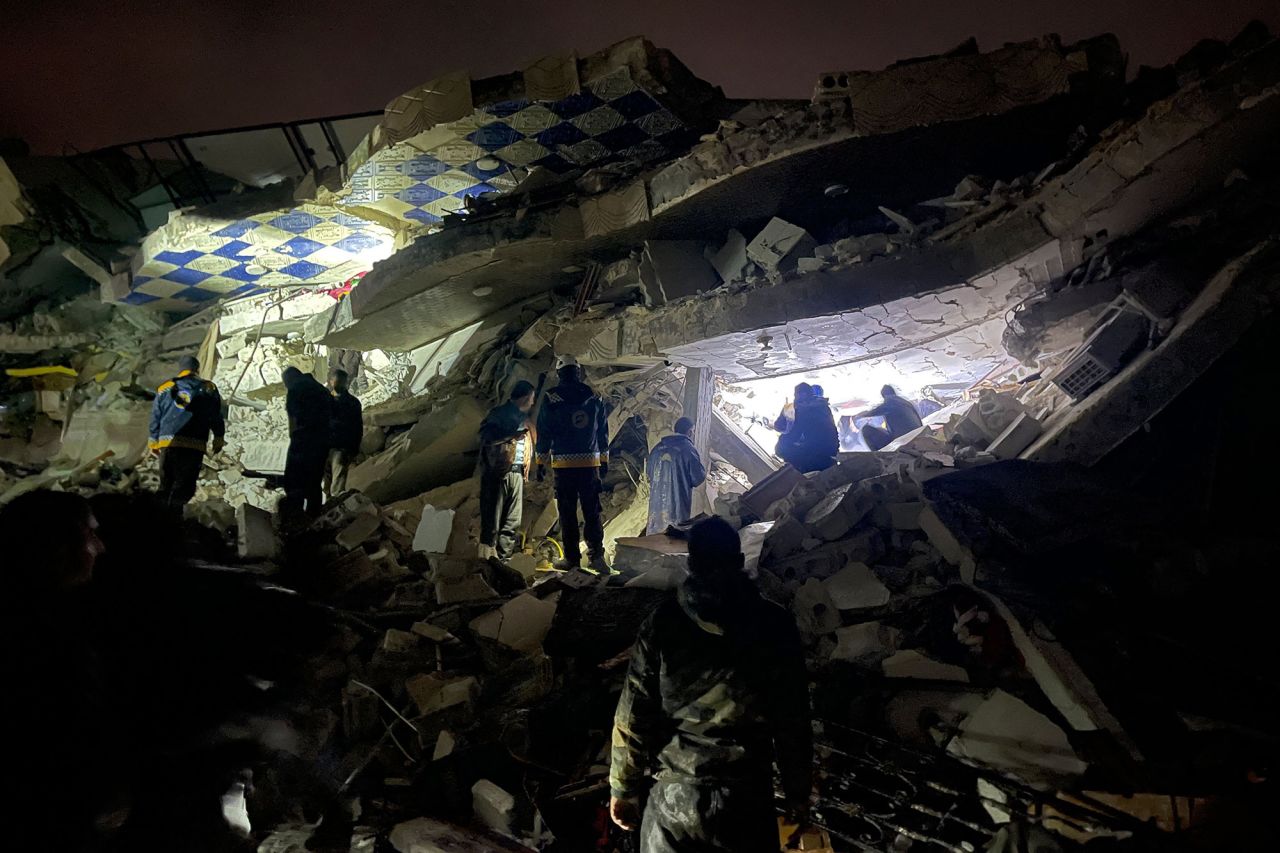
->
[2, 22, 1280, 852]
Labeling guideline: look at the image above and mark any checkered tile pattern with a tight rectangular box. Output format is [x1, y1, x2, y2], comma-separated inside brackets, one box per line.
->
[344, 68, 691, 226]
[127, 205, 394, 310]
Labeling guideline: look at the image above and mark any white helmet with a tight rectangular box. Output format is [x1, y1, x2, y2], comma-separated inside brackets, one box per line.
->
[555, 354, 580, 370]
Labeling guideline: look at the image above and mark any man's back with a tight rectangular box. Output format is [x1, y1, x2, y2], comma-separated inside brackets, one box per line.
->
[612, 596, 810, 793]
[329, 390, 363, 452]
[287, 375, 330, 437]
[536, 380, 607, 465]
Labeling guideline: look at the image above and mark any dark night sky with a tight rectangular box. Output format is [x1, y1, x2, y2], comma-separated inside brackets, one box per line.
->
[2, 0, 1277, 154]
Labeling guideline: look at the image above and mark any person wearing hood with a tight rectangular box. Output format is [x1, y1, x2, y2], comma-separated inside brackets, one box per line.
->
[609, 516, 813, 852]
[645, 417, 707, 535]
[774, 382, 839, 473]
[856, 384, 924, 451]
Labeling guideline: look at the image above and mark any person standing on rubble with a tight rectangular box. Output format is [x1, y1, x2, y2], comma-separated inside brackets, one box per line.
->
[324, 368, 363, 501]
[148, 355, 225, 510]
[645, 416, 706, 534]
[774, 382, 839, 473]
[855, 384, 923, 451]
[282, 366, 332, 517]
[610, 516, 813, 852]
[477, 380, 537, 561]
[535, 355, 611, 572]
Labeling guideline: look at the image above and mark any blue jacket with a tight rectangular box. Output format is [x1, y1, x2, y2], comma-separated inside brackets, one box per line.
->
[148, 371, 225, 453]
[645, 433, 707, 534]
[535, 380, 608, 469]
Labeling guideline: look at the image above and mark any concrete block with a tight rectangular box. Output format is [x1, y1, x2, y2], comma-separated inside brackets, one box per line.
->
[947, 689, 1087, 783]
[761, 515, 808, 561]
[435, 573, 499, 604]
[796, 257, 826, 274]
[888, 502, 924, 530]
[740, 464, 805, 519]
[236, 503, 280, 559]
[411, 621, 457, 643]
[919, 505, 977, 583]
[405, 673, 477, 717]
[746, 217, 818, 273]
[830, 622, 901, 664]
[469, 592, 560, 653]
[319, 549, 379, 598]
[804, 483, 877, 542]
[822, 562, 891, 610]
[336, 511, 382, 551]
[347, 396, 486, 503]
[793, 578, 841, 638]
[433, 730, 457, 760]
[711, 229, 750, 282]
[381, 628, 420, 653]
[882, 649, 970, 682]
[471, 779, 516, 836]
[412, 505, 456, 553]
[987, 412, 1043, 460]
[641, 240, 719, 304]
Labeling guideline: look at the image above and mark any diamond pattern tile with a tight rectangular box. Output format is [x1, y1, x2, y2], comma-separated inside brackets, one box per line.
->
[121, 66, 694, 309]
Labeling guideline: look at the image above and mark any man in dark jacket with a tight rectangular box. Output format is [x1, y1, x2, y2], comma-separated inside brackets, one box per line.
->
[324, 368, 363, 500]
[645, 417, 707, 534]
[148, 355, 225, 510]
[857, 384, 924, 450]
[535, 355, 610, 572]
[610, 517, 813, 852]
[282, 366, 331, 517]
[478, 380, 536, 561]
[774, 382, 839, 473]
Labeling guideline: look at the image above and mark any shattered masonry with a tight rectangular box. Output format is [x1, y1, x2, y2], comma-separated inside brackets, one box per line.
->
[3, 19, 1280, 853]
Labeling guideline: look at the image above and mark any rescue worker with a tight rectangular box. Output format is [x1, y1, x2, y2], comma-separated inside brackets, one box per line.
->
[645, 416, 707, 534]
[148, 355, 225, 510]
[535, 355, 610, 572]
[477, 380, 536, 561]
[610, 516, 813, 852]
[324, 368, 363, 500]
[774, 382, 839, 473]
[282, 366, 331, 517]
[856, 384, 924, 451]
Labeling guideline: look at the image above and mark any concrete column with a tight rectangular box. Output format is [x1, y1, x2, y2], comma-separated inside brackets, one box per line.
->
[681, 366, 714, 515]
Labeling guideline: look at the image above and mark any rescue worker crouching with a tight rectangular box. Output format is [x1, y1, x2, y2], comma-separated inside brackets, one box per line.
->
[535, 355, 610, 573]
[148, 355, 225, 510]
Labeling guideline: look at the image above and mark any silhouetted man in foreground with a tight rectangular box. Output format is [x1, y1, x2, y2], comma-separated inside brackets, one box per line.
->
[610, 517, 812, 852]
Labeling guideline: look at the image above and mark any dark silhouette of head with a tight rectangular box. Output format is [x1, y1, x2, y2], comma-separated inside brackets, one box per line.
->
[881, 384, 897, 398]
[683, 517, 755, 629]
[178, 355, 200, 375]
[0, 490, 103, 591]
[794, 382, 814, 402]
[281, 366, 304, 389]
[811, 384, 825, 398]
[510, 380, 536, 413]
[328, 368, 349, 393]
[674, 416, 695, 437]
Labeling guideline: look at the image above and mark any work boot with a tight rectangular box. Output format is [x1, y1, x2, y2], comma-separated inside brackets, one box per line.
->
[551, 556, 580, 572]
[587, 553, 611, 575]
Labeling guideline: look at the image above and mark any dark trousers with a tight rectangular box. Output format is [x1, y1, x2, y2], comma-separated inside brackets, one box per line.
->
[553, 467, 604, 565]
[157, 447, 204, 509]
[323, 448, 352, 501]
[284, 439, 328, 517]
[640, 779, 777, 853]
[479, 469, 524, 560]
[861, 424, 893, 451]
